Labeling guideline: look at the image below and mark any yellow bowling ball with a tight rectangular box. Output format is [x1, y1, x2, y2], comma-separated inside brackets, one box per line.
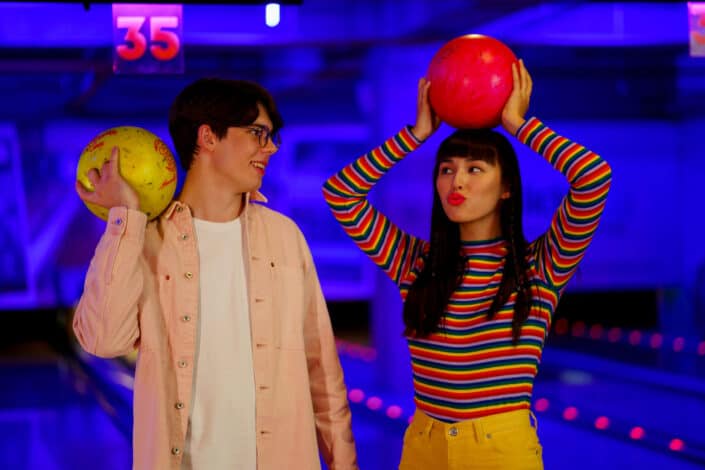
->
[76, 126, 178, 221]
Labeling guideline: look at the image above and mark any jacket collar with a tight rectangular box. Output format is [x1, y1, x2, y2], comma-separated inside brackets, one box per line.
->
[163, 190, 267, 220]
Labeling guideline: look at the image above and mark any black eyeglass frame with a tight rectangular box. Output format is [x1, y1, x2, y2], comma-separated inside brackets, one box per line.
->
[234, 124, 281, 148]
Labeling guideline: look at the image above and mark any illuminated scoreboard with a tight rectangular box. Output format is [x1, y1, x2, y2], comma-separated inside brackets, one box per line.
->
[112, 3, 184, 74]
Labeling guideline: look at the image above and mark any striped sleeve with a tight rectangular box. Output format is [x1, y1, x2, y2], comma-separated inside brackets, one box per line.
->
[517, 117, 612, 293]
[322, 126, 427, 286]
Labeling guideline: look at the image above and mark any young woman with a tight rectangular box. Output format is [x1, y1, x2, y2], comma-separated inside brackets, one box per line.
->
[323, 60, 612, 469]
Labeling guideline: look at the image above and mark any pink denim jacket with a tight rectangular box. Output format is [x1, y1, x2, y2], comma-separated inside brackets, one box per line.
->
[73, 194, 358, 470]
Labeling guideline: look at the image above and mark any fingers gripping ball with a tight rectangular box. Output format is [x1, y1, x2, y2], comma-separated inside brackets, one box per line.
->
[427, 34, 517, 129]
[76, 126, 178, 221]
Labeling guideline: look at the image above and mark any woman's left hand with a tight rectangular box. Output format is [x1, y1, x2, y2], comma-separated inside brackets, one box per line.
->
[501, 59, 532, 135]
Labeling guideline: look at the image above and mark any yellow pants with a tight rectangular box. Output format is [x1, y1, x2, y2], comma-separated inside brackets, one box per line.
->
[398, 409, 543, 470]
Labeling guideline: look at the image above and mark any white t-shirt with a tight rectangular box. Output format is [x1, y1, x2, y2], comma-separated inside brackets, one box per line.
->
[181, 216, 256, 469]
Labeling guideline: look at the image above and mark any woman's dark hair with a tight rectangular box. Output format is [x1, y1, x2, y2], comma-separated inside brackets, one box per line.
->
[168, 78, 283, 170]
[402, 128, 531, 344]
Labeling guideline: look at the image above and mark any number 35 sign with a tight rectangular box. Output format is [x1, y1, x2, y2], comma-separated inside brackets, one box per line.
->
[112, 4, 184, 74]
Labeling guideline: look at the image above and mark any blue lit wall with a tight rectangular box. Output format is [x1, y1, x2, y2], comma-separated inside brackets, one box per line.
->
[0, 1, 704, 339]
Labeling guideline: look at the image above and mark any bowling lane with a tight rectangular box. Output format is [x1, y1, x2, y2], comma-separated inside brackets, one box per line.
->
[0, 347, 130, 470]
[536, 346, 705, 450]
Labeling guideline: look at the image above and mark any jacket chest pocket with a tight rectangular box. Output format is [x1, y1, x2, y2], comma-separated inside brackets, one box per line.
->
[138, 258, 173, 352]
[251, 262, 307, 350]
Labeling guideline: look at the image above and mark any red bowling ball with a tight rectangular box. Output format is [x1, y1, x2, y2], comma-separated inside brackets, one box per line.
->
[427, 34, 517, 129]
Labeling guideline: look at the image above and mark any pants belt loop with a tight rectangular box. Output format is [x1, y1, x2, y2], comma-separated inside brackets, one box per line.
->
[474, 419, 484, 444]
[530, 411, 539, 433]
[423, 415, 434, 438]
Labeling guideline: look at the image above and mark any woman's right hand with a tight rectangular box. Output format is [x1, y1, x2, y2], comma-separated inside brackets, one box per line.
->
[76, 146, 141, 212]
[410, 77, 441, 142]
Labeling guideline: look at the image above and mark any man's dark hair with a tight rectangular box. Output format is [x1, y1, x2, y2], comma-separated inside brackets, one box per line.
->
[168, 78, 283, 170]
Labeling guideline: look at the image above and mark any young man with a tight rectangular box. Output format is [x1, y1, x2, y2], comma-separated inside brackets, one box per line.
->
[73, 78, 358, 470]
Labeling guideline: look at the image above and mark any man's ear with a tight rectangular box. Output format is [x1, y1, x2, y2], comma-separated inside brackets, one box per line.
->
[198, 124, 216, 150]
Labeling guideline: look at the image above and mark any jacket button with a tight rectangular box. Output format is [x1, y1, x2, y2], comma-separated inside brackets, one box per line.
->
[171, 447, 181, 455]
[180, 234, 189, 241]
[184, 272, 193, 279]
[181, 315, 191, 322]
[178, 360, 188, 368]
[175, 402, 184, 410]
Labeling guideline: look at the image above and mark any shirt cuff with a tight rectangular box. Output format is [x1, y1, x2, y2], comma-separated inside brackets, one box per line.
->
[403, 125, 425, 145]
[107, 206, 147, 240]
[515, 116, 541, 143]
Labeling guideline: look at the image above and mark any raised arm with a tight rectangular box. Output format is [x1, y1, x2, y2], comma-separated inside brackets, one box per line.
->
[519, 118, 611, 292]
[322, 79, 440, 286]
[73, 147, 146, 357]
[502, 61, 612, 292]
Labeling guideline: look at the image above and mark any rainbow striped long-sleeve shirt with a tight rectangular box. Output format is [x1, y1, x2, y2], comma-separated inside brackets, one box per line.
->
[323, 117, 612, 422]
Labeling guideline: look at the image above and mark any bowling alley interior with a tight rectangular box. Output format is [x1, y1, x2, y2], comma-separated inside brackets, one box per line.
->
[1, 1, 705, 469]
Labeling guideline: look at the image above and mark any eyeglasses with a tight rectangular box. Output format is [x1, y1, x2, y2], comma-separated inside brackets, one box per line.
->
[235, 125, 281, 148]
